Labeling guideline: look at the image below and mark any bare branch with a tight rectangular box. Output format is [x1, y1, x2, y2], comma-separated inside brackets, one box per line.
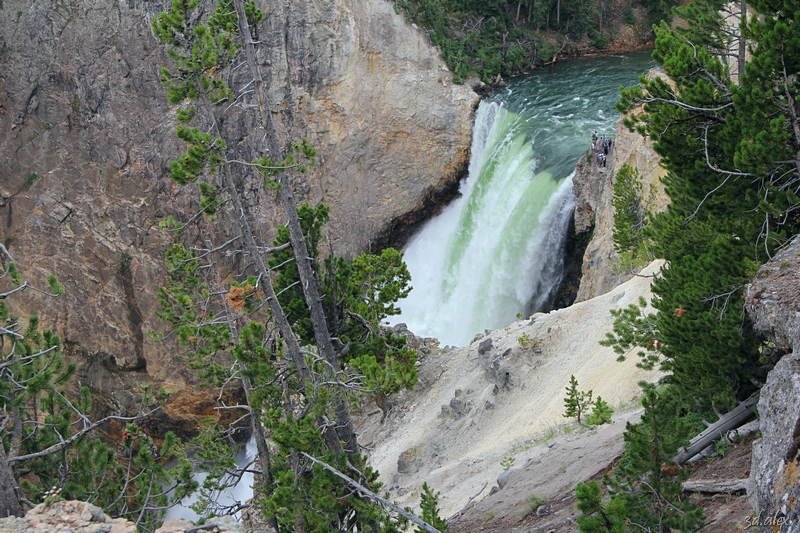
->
[8, 407, 163, 463]
[0, 283, 29, 300]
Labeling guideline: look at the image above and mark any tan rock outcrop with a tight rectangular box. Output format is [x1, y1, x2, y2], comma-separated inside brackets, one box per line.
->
[571, 69, 669, 302]
[0, 500, 247, 533]
[0, 0, 476, 430]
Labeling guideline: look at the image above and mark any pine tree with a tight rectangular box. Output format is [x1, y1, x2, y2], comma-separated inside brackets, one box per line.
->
[563, 375, 592, 428]
[416, 482, 448, 533]
[576, 385, 705, 532]
[616, 0, 800, 410]
[611, 163, 654, 274]
[585, 396, 614, 427]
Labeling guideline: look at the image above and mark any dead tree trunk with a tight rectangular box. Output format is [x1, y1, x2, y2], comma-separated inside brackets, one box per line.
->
[682, 479, 748, 493]
[737, 0, 746, 86]
[674, 393, 759, 465]
[232, 0, 360, 460]
[0, 446, 23, 518]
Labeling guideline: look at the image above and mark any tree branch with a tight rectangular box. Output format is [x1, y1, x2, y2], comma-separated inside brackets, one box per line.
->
[300, 452, 443, 533]
[8, 407, 162, 463]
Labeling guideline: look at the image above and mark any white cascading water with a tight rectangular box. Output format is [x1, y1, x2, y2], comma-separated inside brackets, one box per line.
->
[390, 102, 574, 346]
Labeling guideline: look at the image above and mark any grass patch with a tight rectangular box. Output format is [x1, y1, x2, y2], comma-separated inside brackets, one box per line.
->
[520, 495, 545, 518]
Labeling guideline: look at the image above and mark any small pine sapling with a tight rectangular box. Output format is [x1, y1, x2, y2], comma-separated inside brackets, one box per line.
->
[585, 396, 615, 427]
[563, 375, 593, 428]
[416, 482, 448, 533]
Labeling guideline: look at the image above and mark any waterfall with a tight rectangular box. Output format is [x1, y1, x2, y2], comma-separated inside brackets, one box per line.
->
[389, 53, 656, 347]
[390, 101, 574, 346]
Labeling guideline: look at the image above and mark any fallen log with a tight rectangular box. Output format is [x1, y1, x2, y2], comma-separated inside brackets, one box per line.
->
[727, 419, 760, 441]
[686, 419, 762, 464]
[675, 393, 759, 465]
[682, 479, 748, 493]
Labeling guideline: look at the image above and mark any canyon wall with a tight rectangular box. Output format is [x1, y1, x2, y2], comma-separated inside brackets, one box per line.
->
[0, 0, 477, 426]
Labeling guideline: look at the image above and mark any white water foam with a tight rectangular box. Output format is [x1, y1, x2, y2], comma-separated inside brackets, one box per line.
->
[390, 101, 575, 346]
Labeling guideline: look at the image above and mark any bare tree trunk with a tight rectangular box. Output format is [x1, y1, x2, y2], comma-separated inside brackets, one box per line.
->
[682, 479, 747, 493]
[674, 393, 759, 464]
[232, 0, 360, 460]
[737, 0, 746, 86]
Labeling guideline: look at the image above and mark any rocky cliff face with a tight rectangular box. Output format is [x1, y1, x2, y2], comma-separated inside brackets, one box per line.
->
[745, 236, 800, 532]
[0, 0, 477, 427]
[571, 70, 669, 302]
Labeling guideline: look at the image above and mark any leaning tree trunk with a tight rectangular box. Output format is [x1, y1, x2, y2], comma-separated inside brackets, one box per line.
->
[232, 0, 360, 460]
[674, 393, 759, 464]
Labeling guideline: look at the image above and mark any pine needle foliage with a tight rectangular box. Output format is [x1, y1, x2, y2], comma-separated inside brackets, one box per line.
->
[610, 164, 656, 274]
[269, 202, 418, 395]
[563, 375, 593, 428]
[576, 385, 705, 533]
[416, 482, 448, 533]
[615, 0, 800, 411]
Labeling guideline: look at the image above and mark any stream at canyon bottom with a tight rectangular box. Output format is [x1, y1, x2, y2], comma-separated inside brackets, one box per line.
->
[389, 51, 656, 346]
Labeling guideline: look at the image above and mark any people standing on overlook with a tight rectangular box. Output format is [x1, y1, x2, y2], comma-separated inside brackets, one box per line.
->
[597, 152, 606, 168]
[591, 133, 613, 169]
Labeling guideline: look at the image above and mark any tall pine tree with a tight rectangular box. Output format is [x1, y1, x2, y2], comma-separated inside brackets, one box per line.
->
[151, 1, 438, 530]
[617, 0, 799, 410]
